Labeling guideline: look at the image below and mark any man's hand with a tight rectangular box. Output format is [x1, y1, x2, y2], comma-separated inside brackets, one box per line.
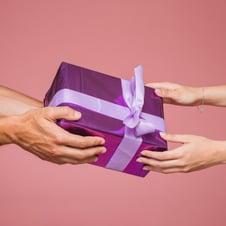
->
[3, 106, 106, 165]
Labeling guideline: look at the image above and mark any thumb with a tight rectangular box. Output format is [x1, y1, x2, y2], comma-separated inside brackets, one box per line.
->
[155, 88, 177, 99]
[146, 82, 180, 103]
[43, 106, 81, 121]
[151, 88, 176, 105]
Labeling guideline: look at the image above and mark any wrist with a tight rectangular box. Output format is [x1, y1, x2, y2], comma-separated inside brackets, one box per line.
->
[195, 87, 205, 106]
[0, 115, 19, 145]
[214, 140, 226, 164]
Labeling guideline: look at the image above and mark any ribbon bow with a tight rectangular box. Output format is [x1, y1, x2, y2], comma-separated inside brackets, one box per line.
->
[121, 65, 156, 137]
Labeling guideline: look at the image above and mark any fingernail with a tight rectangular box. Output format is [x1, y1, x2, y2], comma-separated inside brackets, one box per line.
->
[160, 132, 166, 137]
[155, 89, 161, 96]
[101, 147, 107, 153]
[100, 138, 105, 145]
[94, 157, 99, 162]
[136, 158, 142, 163]
[143, 166, 149, 171]
[141, 151, 147, 155]
[74, 111, 81, 118]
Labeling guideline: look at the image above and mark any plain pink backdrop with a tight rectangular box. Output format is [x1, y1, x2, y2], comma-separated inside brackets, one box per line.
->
[0, 1, 226, 226]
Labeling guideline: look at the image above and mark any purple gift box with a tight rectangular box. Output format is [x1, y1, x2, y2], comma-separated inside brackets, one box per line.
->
[44, 62, 167, 177]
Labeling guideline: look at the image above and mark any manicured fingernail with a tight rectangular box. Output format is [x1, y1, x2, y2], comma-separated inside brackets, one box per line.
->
[74, 111, 81, 118]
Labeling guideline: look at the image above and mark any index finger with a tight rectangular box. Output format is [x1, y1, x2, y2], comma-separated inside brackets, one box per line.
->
[140, 149, 182, 161]
[146, 82, 180, 90]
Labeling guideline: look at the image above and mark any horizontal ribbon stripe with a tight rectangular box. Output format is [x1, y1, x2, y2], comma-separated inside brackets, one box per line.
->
[48, 90, 165, 135]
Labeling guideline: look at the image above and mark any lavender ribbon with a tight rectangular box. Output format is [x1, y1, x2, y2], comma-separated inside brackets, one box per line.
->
[48, 65, 165, 171]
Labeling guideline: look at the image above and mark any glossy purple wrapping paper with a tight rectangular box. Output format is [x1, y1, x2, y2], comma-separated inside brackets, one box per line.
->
[44, 62, 167, 177]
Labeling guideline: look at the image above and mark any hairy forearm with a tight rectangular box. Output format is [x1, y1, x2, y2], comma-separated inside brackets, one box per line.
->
[0, 86, 42, 115]
[0, 86, 42, 145]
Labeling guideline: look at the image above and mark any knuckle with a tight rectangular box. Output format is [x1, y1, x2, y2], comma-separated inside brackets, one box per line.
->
[43, 106, 54, 115]
[159, 154, 166, 160]
[51, 133, 65, 145]
[178, 160, 186, 167]
[54, 135, 64, 144]
[182, 166, 190, 173]
[78, 139, 88, 148]
[61, 106, 72, 115]
[76, 152, 87, 160]
[156, 162, 163, 168]
[50, 148, 62, 157]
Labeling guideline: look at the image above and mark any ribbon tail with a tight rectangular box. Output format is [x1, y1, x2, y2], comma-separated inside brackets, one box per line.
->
[105, 127, 142, 171]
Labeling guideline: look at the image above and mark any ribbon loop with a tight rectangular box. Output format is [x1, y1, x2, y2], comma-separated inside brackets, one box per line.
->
[121, 65, 156, 137]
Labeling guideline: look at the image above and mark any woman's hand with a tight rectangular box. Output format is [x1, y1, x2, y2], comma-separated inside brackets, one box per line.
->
[137, 133, 226, 174]
[1, 106, 106, 165]
[147, 82, 203, 106]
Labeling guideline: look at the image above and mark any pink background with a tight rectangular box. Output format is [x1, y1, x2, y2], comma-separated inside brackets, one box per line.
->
[0, 0, 226, 226]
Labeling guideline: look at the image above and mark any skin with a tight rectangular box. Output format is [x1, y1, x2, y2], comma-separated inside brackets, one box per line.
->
[136, 83, 226, 173]
[0, 86, 106, 165]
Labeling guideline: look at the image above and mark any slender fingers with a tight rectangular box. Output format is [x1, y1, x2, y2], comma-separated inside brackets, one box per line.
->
[143, 166, 183, 174]
[137, 154, 187, 174]
[137, 156, 182, 169]
[140, 148, 182, 161]
[160, 132, 193, 144]
[146, 82, 180, 90]
[136, 133, 188, 173]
